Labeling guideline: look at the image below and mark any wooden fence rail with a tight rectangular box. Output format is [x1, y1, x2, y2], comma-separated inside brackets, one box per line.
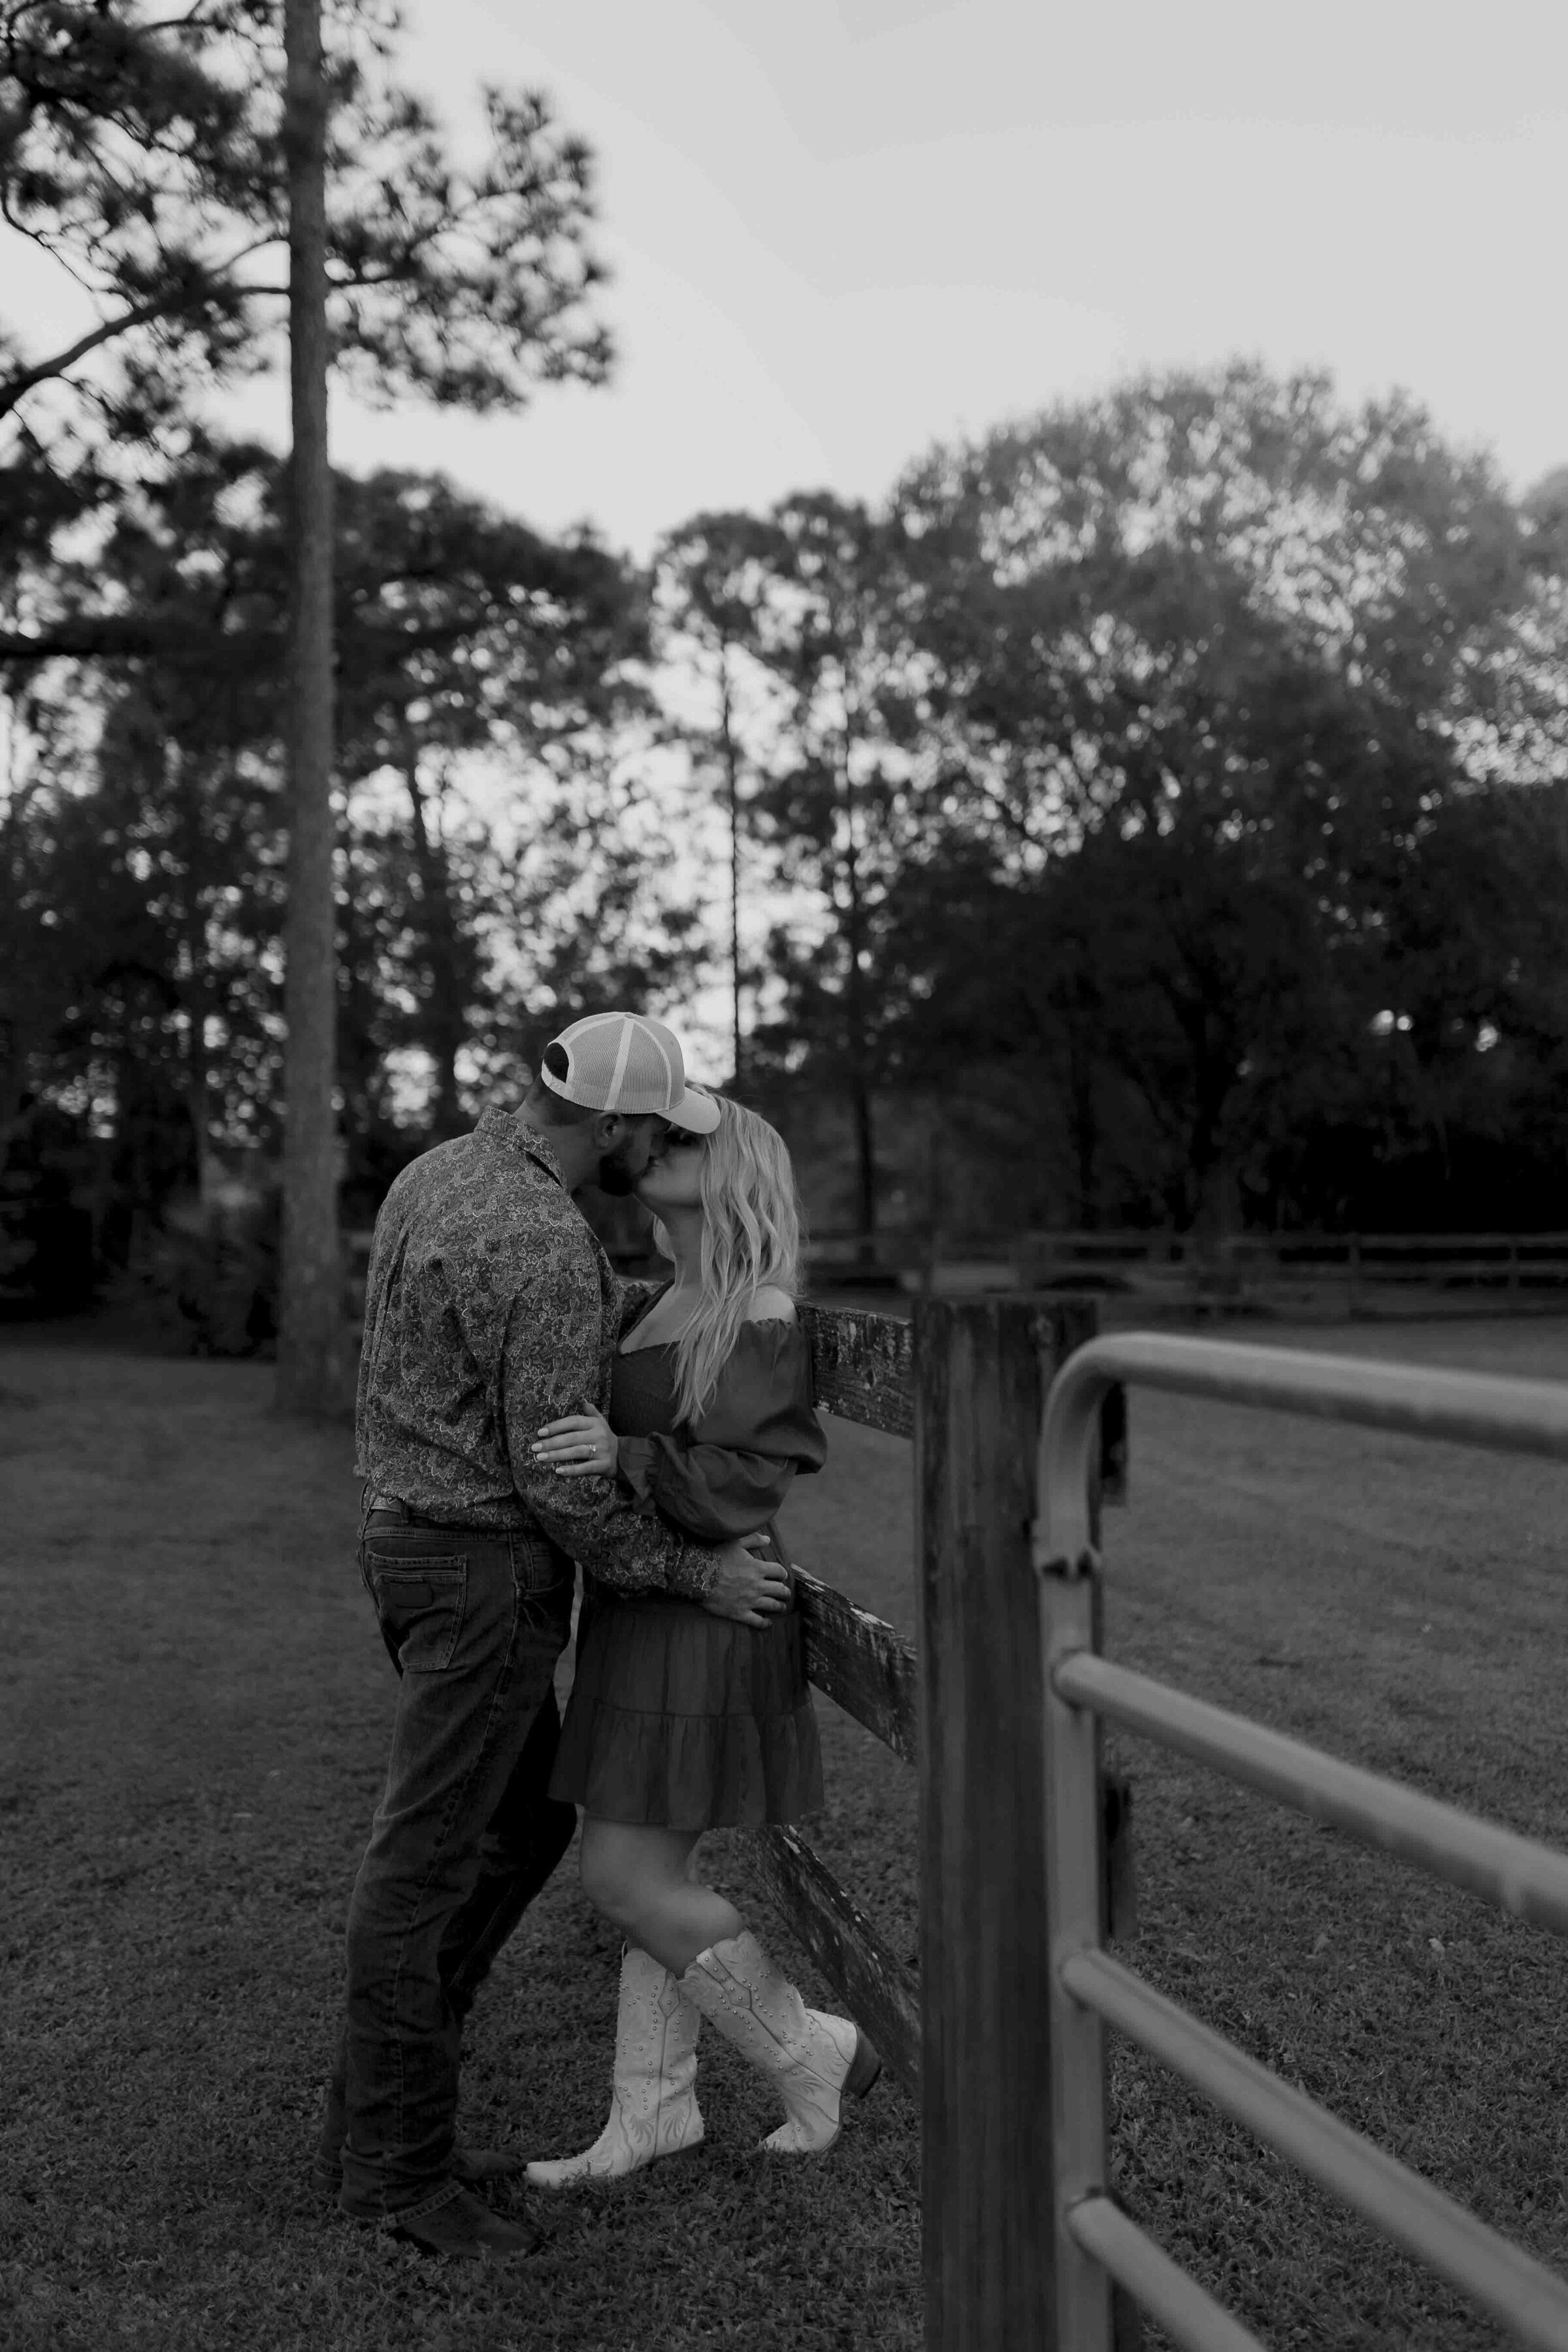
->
[338, 1223, 1568, 1335]
[762, 1297, 1136, 2351]
[784, 1302, 1568, 2345]
[802, 1228, 1568, 1316]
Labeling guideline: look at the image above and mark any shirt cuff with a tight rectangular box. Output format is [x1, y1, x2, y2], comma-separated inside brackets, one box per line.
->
[663, 1538, 719, 1603]
[616, 1435, 658, 1506]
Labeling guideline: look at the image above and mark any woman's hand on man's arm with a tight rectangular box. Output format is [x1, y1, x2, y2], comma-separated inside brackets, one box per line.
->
[531, 1408, 617, 1478]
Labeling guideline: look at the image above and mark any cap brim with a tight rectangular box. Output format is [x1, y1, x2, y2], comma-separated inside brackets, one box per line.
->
[668, 1086, 721, 1135]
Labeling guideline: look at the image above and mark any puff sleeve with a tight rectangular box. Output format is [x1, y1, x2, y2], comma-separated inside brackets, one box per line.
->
[615, 1320, 826, 1541]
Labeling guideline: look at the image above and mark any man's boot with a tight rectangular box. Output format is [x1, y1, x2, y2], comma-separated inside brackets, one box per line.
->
[375, 2182, 552, 2263]
[312, 2050, 524, 2198]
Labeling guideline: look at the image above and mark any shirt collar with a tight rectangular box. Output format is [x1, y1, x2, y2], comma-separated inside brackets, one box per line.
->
[475, 1105, 569, 1190]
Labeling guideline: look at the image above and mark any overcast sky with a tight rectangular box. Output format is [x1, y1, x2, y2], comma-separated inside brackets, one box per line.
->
[7, 1, 1563, 1076]
[286, 0, 1568, 559]
[6, 1, 1562, 557]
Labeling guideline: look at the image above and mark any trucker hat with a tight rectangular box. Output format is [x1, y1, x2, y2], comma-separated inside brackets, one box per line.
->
[540, 1011, 721, 1134]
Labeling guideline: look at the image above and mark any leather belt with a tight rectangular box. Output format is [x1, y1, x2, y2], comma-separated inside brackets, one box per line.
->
[365, 1492, 502, 1534]
[368, 1495, 472, 1533]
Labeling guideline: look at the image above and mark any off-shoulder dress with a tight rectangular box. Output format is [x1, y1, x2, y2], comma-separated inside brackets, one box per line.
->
[546, 1287, 828, 1831]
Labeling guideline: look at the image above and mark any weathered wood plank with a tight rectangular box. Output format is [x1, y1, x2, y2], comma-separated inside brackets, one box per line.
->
[1104, 1769, 1137, 1943]
[801, 1550, 1135, 1933]
[799, 1303, 914, 1437]
[797, 1554, 1133, 1927]
[917, 1295, 1108, 2351]
[800, 1301, 1128, 1511]
[792, 1565, 917, 1765]
[1100, 1380, 1130, 1509]
[751, 1822, 922, 2101]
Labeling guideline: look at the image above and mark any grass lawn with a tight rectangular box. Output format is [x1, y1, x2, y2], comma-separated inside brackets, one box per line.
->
[0, 1336, 917, 2352]
[5, 1312, 1568, 2349]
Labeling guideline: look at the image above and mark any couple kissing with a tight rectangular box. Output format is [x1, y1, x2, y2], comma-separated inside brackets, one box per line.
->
[313, 1009, 880, 2261]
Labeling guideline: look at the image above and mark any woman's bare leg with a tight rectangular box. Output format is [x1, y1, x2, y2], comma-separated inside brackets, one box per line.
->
[578, 1818, 743, 1975]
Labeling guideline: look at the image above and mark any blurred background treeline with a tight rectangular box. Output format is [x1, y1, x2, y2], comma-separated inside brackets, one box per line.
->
[3, 3, 1567, 1350]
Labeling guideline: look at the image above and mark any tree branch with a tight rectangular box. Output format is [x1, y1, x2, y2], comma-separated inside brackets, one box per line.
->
[1, 292, 200, 418]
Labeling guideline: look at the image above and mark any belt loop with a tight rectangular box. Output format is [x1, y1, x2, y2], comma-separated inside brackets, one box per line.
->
[362, 1488, 412, 1527]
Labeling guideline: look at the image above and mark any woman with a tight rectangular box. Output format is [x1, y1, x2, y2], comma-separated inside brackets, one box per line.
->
[523, 1090, 880, 2187]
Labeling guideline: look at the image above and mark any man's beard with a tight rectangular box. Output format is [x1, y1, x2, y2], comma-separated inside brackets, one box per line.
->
[596, 1143, 641, 1196]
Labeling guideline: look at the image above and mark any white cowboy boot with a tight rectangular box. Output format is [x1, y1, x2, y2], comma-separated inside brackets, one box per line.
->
[676, 1927, 881, 2155]
[525, 1941, 705, 2187]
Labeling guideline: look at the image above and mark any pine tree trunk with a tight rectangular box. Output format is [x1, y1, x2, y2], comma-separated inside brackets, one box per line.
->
[718, 653, 745, 1093]
[274, 0, 342, 1414]
[838, 734, 877, 1245]
[1066, 1019, 1099, 1229]
[403, 728, 465, 1141]
[172, 742, 221, 1204]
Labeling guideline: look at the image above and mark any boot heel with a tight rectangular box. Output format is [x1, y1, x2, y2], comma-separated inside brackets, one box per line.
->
[845, 2029, 882, 2099]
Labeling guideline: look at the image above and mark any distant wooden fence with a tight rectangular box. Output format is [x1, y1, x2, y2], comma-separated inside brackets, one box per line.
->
[806, 1229, 1568, 1315]
[343, 1224, 1568, 1332]
[761, 1298, 1137, 2351]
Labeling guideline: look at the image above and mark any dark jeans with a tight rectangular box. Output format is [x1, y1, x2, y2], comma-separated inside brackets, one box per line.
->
[329, 1499, 578, 2221]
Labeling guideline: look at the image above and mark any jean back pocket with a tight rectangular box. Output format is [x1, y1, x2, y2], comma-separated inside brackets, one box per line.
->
[363, 1554, 468, 1672]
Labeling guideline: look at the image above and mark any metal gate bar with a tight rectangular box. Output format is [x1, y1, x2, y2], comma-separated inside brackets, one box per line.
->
[1036, 1332, 1568, 1493]
[1064, 2197, 1266, 2352]
[1036, 1329, 1568, 2352]
[1053, 1650, 1568, 1934]
[1062, 1950, 1568, 2352]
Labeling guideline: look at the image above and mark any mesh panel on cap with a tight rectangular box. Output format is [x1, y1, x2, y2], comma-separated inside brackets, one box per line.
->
[547, 1012, 685, 1115]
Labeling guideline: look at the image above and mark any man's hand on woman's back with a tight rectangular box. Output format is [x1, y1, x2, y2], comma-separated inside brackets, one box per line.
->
[700, 1533, 791, 1626]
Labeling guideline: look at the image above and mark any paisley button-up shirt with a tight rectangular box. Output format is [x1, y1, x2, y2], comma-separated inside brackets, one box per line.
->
[353, 1107, 719, 1599]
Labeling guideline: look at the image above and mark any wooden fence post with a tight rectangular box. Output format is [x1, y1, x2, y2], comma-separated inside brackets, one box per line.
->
[915, 1294, 1098, 2351]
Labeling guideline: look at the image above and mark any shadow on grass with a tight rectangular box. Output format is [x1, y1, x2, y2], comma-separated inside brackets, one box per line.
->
[0, 1344, 919, 2352]
[10, 1315, 1568, 2351]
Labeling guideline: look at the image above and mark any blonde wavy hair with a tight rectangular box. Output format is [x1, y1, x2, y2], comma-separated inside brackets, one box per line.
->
[650, 1093, 804, 1425]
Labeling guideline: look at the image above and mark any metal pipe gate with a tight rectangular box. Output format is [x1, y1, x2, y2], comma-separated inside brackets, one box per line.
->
[1037, 1331, 1568, 2351]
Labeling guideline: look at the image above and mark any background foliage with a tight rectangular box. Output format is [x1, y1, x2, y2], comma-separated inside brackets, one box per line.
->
[3, 5, 1567, 1338]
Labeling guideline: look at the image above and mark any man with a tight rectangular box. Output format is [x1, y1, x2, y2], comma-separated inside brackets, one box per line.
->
[314, 1011, 791, 2261]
